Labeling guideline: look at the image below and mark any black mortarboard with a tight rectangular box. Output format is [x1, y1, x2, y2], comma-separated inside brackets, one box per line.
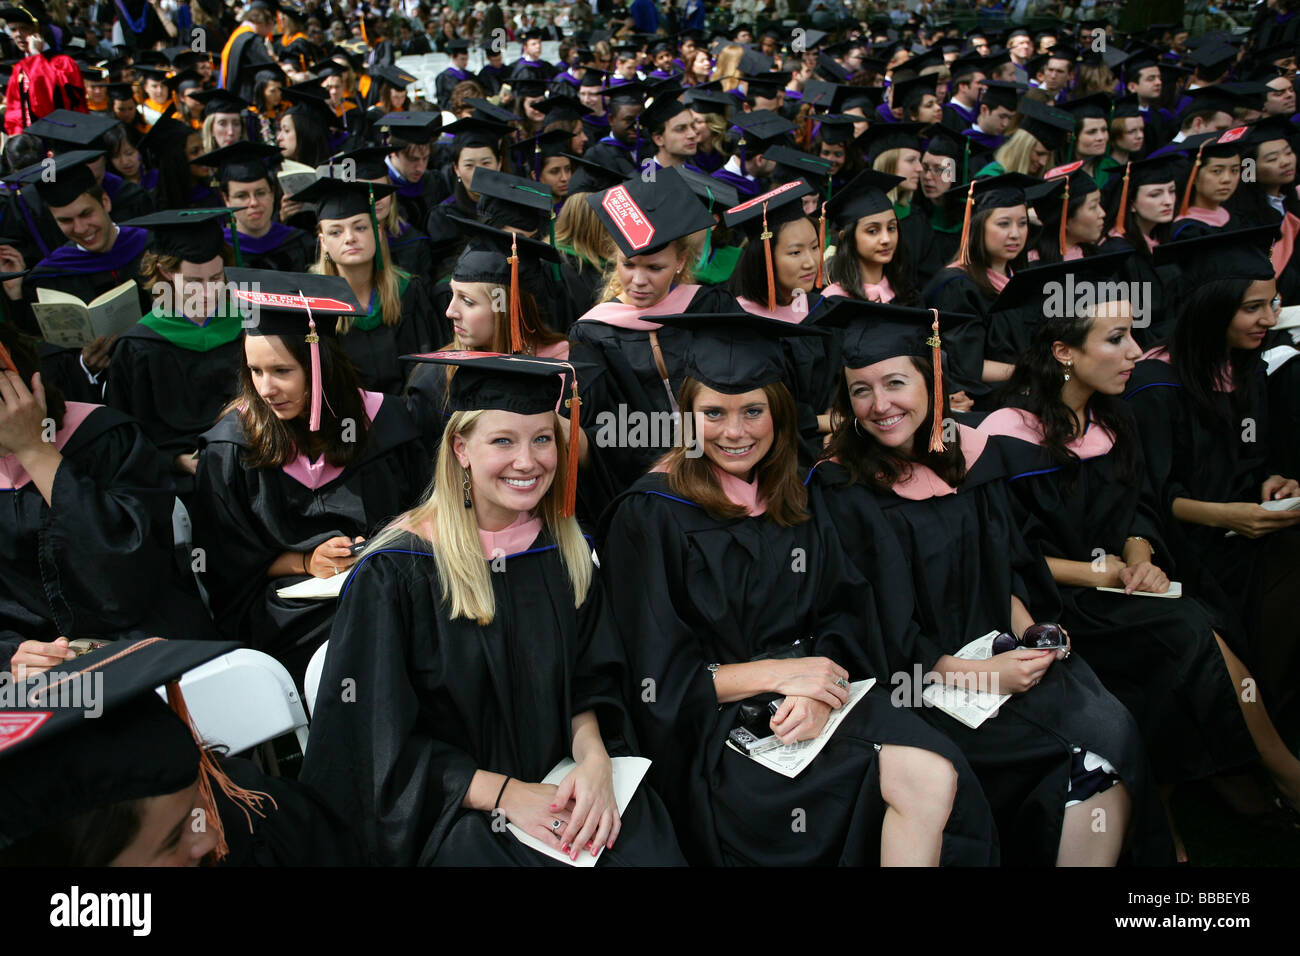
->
[1217, 80, 1270, 112]
[924, 123, 969, 162]
[533, 96, 593, 124]
[857, 120, 926, 158]
[602, 79, 653, 105]
[739, 48, 774, 76]
[825, 168, 905, 230]
[1151, 225, 1279, 283]
[587, 168, 715, 257]
[470, 167, 553, 231]
[289, 177, 396, 221]
[0, 639, 241, 852]
[965, 171, 1039, 213]
[283, 88, 342, 130]
[731, 109, 795, 150]
[378, 111, 442, 145]
[24, 109, 117, 150]
[816, 52, 850, 83]
[764, 145, 833, 193]
[449, 215, 560, 285]
[401, 350, 579, 418]
[228, 268, 359, 339]
[167, 68, 203, 96]
[465, 97, 518, 125]
[801, 78, 850, 112]
[444, 37, 470, 55]
[684, 88, 734, 116]
[1186, 43, 1236, 77]
[3, 150, 101, 206]
[565, 153, 625, 193]
[309, 57, 349, 78]
[319, 145, 390, 181]
[199, 141, 281, 183]
[579, 67, 609, 89]
[642, 86, 691, 133]
[108, 81, 136, 101]
[1245, 115, 1299, 148]
[513, 71, 551, 100]
[743, 71, 787, 102]
[510, 129, 572, 173]
[443, 117, 510, 153]
[373, 63, 417, 89]
[988, 251, 1131, 312]
[1060, 91, 1111, 121]
[978, 78, 1021, 113]
[648, 310, 825, 394]
[0, 0, 43, 23]
[1167, 125, 1250, 161]
[1017, 97, 1075, 151]
[676, 164, 739, 211]
[1026, 160, 1100, 223]
[723, 179, 814, 240]
[125, 208, 232, 260]
[813, 114, 858, 145]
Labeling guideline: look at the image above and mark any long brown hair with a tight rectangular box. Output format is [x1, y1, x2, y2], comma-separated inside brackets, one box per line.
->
[439, 284, 565, 396]
[221, 334, 369, 468]
[959, 205, 1028, 300]
[824, 356, 968, 493]
[661, 377, 808, 526]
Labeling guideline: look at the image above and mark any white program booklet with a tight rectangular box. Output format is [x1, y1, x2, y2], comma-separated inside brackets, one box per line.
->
[922, 631, 1012, 730]
[275, 574, 345, 600]
[1096, 581, 1182, 598]
[505, 756, 651, 867]
[725, 678, 876, 779]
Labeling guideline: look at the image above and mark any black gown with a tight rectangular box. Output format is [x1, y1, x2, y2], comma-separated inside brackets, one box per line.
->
[980, 405, 1257, 785]
[190, 393, 431, 683]
[227, 223, 316, 273]
[336, 273, 442, 394]
[1124, 355, 1300, 735]
[896, 202, 944, 288]
[1265, 336, 1300, 480]
[808, 433, 1175, 865]
[298, 526, 686, 866]
[598, 471, 1000, 866]
[567, 284, 739, 526]
[919, 267, 996, 401]
[0, 404, 216, 659]
[1097, 235, 1181, 347]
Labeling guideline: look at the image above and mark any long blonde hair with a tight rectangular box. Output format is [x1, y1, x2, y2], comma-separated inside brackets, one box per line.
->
[993, 128, 1051, 176]
[711, 44, 746, 92]
[312, 228, 407, 330]
[872, 147, 915, 204]
[555, 192, 616, 271]
[596, 234, 703, 302]
[363, 409, 592, 624]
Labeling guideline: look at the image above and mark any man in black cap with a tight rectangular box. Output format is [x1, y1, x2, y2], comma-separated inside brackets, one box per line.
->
[204, 141, 315, 273]
[477, 36, 509, 95]
[435, 37, 473, 110]
[509, 27, 554, 80]
[942, 55, 985, 133]
[645, 88, 700, 172]
[24, 109, 155, 222]
[583, 81, 649, 178]
[963, 79, 1019, 160]
[378, 112, 447, 234]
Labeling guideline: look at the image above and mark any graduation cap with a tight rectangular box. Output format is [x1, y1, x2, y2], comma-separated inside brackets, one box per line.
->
[978, 78, 1021, 113]
[738, 48, 774, 76]
[166, 68, 203, 98]
[470, 167, 553, 232]
[1026, 160, 1100, 250]
[1245, 115, 1299, 148]
[988, 251, 1131, 313]
[3, 150, 102, 207]
[810, 114, 858, 146]
[510, 129, 571, 180]
[513, 72, 551, 101]
[812, 298, 977, 452]
[732, 109, 796, 150]
[1151, 225, 1278, 284]
[815, 52, 850, 83]
[0, 638, 271, 860]
[200, 140, 281, 187]
[1217, 80, 1270, 113]
[309, 57, 349, 78]
[465, 97, 520, 126]
[443, 117, 511, 155]
[642, 86, 692, 134]
[857, 121, 926, 162]
[601, 79, 654, 106]
[586, 167, 715, 258]
[949, 52, 986, 82]
[0, 0, 44, 23]
[676, 164, 739, 211]
[291, 176, 396, 222]
[1060, 91, 1111, 121]
[107, 81, 136, 102]
[378, 111, 442, 145]
[24, 109, 117, 150]
[825, 168, 905, 231]
[399, 351, 583, 516]
[1016, 97, 1075, 151]
[723, 179, 817, 308]
[1185, 43, 1236, 78]
[443, 37, 470, 55]
[925, 123, 974, 180]
[564, 152, 625, 194]
[644, 310, 825, 396]
[801, 78, 852, 112]
[743, 71, 787, 103]
[318, 145, 390, 181]
[842, 85, 886, 111]
[684, 88, 734, 117]
[579, 68, 609, 89]
[124, 208, 233, 262]
[373, 63, 417, 89]
[533, 96, 593, 124]
[888, 73, 938, 114]
[1105, 153, 1184, 238]
[951, 172, 1039, 266]
[765, 145, 833, 196]
[283, 88, 342, 130]
[188, 87, 249, 117]
[1167, 125, 1250, 216]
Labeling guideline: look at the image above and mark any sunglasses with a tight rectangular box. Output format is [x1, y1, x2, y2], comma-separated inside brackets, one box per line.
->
[992, 622, 1071, 656]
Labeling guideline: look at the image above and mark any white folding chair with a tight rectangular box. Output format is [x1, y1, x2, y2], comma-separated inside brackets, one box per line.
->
[157, 648, 309, 761]
[303, 640, 329, 719]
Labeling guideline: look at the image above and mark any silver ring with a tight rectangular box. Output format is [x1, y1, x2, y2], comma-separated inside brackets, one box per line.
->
[551, 819, 563, 831]
[835, 677, 849, 689]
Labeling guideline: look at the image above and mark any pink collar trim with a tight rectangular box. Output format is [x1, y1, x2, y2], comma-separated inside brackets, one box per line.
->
[820, 278, 894, 303]
[888, 424, 987, 500]
[986, 268, 1011, 292]
[0, 402, 98, 491]
[1184, 205, 1230, 227]
[280, 390, 384, 489]
[978, 406, 1115, 458]
[737, 290, 812, 323]
[649, 461, 768, 515]
[1108, 228, 1158, 251]
[478, 512, 543, 558]
[578, 283, 699, 330]
[536, 340, 570, 359]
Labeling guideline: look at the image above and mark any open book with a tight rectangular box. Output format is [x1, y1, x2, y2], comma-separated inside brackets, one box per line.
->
[505, 756, 651, 867]
[32, 279, 140, 349]
[275, 574, 345, 600]
[1096, 581, 1182, 598]
[279, 159, 318, 204]
[725, 678, 876, 778]
[922, 631, 1011, 730]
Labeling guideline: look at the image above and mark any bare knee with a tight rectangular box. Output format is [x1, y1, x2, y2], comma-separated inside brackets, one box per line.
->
[879, 745, 958, 819]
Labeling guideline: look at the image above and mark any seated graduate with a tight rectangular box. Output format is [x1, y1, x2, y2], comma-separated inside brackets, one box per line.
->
[0, 325, 216, 676]
[1024, 161, 1107, 264]
[1167, 127, 1245, 240]
[918, 125, 970, 268]
[301, 353, 686, 866]
[510, 129, 576, 214]
[326, 145, 434, 284]
[553, 160, 622, 314]
[580, 81, 647, 179]
[103, 210, 245, 487]
[978, 265, 1300, 848]
[291, 176, 439, 395]
[377, 111, 447, 235]
[0, 151, 155, 403]
[806, 300, 1172, 865]
[598, 310, 999, 866]
[567, 170, 739, 521]
[24, 110, 155, 222]
[0, 638, 360, 867]
[1124, 228, 1300, 742]
[1224, 117, 1300, 304]
[200, 141, 316, 273]
[190, 270, 430, 684]
[1060, 92, 1115, 187]
[1097, 154, 1182, 346]
[405, 220, 569, 452]
[862, 122, 947, 287]
[821, 169, 918, 306]
[922, 173, 1038, 403]
[424, 117, 511, 269]
[141, 116, 222, 212]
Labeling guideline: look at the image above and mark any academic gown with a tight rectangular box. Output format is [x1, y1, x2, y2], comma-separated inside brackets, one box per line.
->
[1098, 234, 1179, 347]
[567, 283, 739, 528]
[224, 223, 315, 274]
[102, 309, 244, 462]
[385, 221, 434, 283]
[980, 406, 1257, 785]
[435, 65, 473, 109]
[1124, 355, 1300, 733]
[1264, 334, 1300, 480]
[389, 164, 447, 232]
[102, 172, 154, 222]
[807, 435, 1174, 865]
[0, 404, 217, 650]
[582, 137, 642, 179]
[895, 202, 945, 287]
[191, 393, 431, 683]
[556, 249, 606, 318]
[299, 524, 686, 866]
[599, 471, 999, 865]
[919, 267, 996, 400]
[336, 273, 442, 395]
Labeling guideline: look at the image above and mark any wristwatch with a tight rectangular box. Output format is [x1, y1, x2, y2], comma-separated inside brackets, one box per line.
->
[707, 663, 720, 680]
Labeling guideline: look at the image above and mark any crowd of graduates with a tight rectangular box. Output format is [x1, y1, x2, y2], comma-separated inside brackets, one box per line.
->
[2, 0, 1300, 869]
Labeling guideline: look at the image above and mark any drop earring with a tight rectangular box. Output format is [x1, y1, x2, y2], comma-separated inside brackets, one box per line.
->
[1063, 360, 1073, 382]
[463, 471, 473, 508]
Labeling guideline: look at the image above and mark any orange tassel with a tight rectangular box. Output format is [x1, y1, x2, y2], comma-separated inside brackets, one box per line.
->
[1114, 162, 1132, 237]
[165, 682, 276, 863]
[761, 201, 776, 311]
[1178, 145, 1204, 219]
[360, 18, 368, 44]
[563, 372, 581, 518]
[956, 182, 975, 268]
[0, 340, 17, 375]
[816, 201, 827, 287]
[1058, 179, 1069, 258]
[508, 232, 522, 352]
[927, 309, 946, 453]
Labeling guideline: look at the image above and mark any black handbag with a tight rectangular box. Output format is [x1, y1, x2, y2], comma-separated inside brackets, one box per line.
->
[734, 638, 813, 730]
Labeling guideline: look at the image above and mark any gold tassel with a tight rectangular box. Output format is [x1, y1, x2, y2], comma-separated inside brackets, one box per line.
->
[816, 201, 827, 287]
